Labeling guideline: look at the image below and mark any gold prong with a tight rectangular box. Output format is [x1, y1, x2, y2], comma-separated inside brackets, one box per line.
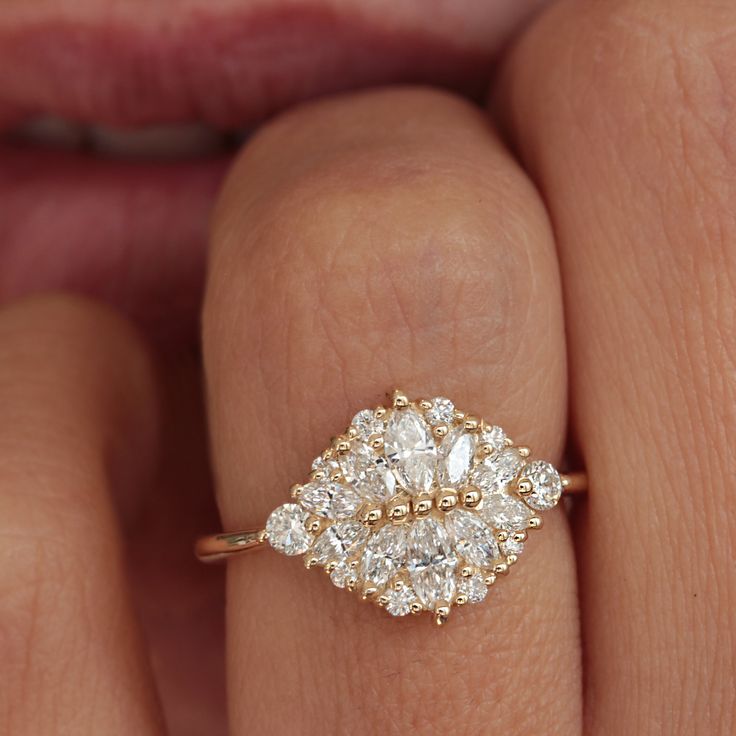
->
[306, 515, 322, 534]
[347, 577, 357, 591]
[433, 424, 449, 439]
[435, 603, 451, 626]
[528, 516, 543, 530]
[493, 562, 509, 575]
[464, 416, 480, 432]
[517, 478, 533, 496]
[418, 399, 432, 411]
[453, 410, 465, 423]
[329, 470, 343, 483]
[412, 495, 433, 517]
[436, 489, 458, 512]
[335, 439, 351, 456]
[290, 483, 303, 498]
[459, 487, 481, 508]
[309, 470, 326, 482]
[346, 426, 358, 440]
[506, 554, 518, 566]
[512, 531, 527, 543]
[455, 594, 469, 606]
[304, 556, 318, 569]
[377, 595, 389, 607]
[504, 437, 514, 447]
[392, 579, 405, 592]
[391, 390, 409, 408]
[360, 503, 383, 526]
[325, 561, 337, 573]
[477, 443, 494, 458]
[410, 602, 423, 615]
[370, 436, 384, 451]
[387, 497, 410, 523]
[374, 406, 387, 419]
[484, 574, 497, 586]
[495, 530, 509, 543]
[349, 559, 359, 569]
[561, 476, 571, 488]
[460, 566, 474, 578]
[362, 586, 378, 600]
[517, 446, 531, 458]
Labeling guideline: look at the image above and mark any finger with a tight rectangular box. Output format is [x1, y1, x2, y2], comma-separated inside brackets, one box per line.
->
[497, 1, 736, 731]
[0, 294, 165, 734]
[205, 88, 579, 734]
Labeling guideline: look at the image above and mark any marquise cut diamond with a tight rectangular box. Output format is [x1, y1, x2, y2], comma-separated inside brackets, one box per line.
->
[268, 392, 564, 622]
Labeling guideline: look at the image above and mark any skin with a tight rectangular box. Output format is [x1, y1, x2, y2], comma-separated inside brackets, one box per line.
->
[0, 1, 734, 734]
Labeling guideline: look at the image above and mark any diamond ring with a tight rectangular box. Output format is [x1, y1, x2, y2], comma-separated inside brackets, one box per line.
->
[195, 390, 586, 625]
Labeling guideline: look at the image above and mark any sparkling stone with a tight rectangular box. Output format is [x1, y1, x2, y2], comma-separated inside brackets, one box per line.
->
[351, 409, 386, 440]
[479, 489, 531, 532]
[299, 481, 362, 520]
[339, 442, 396, 502]
[458, 573, 488, 604]
[311, 455, 340, 477]
[384, 408, 436, 495]
[312, 522, 369, 565]
[425, 396, 455, 426]
[359, 524, 408, 589]
[437, 427, 475, 488]
[479, 425, 507, 451]
[406, 517, 457, 608]
[472, 448, 523, 493]
[501, 535, 525, 557]
[384, 585, 418, 616]
[521, 460, 563, 511]
[266, 503, 313, 556]
[329, 561, 355, 589]
[444, 509, 500, 568]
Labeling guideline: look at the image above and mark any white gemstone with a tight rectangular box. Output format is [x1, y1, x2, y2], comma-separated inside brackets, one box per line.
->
[329, 561, 355, 589]
[458, 573, 488, 604]
[299, 481, 361, 520]
[406, 517, 457, 608]
[384, 408, 436, 495]
[444, 509, 499, 568]
[359, 524, 408, 589]
[311, 455, 340, 477]
[501, 535, 525, 557]
[266, 504, 313, 556]
[351, 409, 385, 440]
[479, 489, 531, 532]
[339, 442, 396, 502]
[384, 585, 418, 616]
[479, 425, 507, 451]
[437, 427, 475, 488]
[312, 522, 369, 565]
[472, 448, 523, 493]
[425, 396, 455, 426]
[521, 460, 563, 511]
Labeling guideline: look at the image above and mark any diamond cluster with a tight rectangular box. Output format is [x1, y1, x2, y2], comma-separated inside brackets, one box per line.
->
[265, 391, 563, 624]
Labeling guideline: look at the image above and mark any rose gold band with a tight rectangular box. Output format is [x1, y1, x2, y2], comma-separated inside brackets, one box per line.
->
[195, 471, 587, 564]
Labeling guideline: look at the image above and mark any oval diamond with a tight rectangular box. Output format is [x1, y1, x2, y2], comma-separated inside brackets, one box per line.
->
[312, 522, 369, 565]
[299, 481, 362, 520]
[437, 427, 475, 488]
[266, 503, 313, 556]
[339, 442, 396, 502]
[384, 408, 436, 495]
[407, 517, 457, 608]
[444, 509, 500, 568]
[359, 524, 407, 589]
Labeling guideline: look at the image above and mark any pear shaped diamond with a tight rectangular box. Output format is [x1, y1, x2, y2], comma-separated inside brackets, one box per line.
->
[384, 407, 436, 495]
[437, 427, 475, 488]
[339, 442, 396, 502]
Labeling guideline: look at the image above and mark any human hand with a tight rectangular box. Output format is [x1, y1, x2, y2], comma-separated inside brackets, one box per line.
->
[0, 2, 733, 734]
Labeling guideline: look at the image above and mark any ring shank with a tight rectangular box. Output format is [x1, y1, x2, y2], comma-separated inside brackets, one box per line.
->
[195, 472, 587, 563]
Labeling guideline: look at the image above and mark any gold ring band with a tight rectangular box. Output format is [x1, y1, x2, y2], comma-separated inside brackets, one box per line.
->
[195, 389, 587, 625]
